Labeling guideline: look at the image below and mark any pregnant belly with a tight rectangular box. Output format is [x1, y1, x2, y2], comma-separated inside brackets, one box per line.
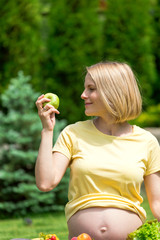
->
[67, 207, 142, 240]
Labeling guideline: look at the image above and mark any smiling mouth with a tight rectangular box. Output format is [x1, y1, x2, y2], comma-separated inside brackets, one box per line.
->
[85, 103, 92, 107]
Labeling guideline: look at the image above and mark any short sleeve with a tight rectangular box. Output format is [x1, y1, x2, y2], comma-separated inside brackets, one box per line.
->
[145, 135, 160, 176]
[52, 126, 73, 161]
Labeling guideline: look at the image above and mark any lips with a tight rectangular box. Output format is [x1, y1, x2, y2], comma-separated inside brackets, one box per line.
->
[85, 102, 92, 106]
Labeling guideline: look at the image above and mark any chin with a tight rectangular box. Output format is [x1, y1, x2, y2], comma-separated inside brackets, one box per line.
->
[85, 111, 95, 116]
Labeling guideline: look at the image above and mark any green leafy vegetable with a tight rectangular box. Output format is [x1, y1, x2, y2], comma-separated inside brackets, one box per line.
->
[127, 220, 160, 240]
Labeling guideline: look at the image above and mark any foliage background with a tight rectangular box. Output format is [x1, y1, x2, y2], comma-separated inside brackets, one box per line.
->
[0, 0, 160, 217]
[0, 0, 160, 125]
[0, 72, 68, 217]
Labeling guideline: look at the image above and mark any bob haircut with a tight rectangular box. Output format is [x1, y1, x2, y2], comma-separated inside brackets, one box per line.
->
[86, 61, 142, 123]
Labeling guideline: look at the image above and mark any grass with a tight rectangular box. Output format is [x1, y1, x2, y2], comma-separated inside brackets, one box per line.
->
[0, 195, 155, 240]
[0, 211, 68, 240]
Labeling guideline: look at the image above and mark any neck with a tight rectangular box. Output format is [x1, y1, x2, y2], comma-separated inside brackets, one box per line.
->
[93, 117, 133, 137]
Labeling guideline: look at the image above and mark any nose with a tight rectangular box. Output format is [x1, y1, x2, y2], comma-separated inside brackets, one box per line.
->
[81, 89, 87, 99]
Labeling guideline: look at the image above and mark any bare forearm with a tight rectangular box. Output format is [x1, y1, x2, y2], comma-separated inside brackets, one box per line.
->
[152, 202, 160, 222]
[35, 129, 55, 191]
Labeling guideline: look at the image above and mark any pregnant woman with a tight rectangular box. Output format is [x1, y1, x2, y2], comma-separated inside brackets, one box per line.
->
[35, 61, 160, 240]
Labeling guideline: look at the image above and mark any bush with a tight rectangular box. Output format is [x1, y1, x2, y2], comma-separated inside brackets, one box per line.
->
[0, 72, 68, 217]
[130, 104, 160, 128]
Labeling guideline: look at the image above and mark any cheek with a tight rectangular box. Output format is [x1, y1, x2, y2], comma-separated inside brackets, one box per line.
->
[90, 92, 99, 101]
[95, 99, 106, 110]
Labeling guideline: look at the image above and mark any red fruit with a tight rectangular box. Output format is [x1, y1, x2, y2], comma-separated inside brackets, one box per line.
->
[71, 237, 78, 240]
[51, 236, 56, 240]
[77, 233, 92, 240]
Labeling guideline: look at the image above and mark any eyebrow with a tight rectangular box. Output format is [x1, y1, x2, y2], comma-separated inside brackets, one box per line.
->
[84, 83, 96, 88]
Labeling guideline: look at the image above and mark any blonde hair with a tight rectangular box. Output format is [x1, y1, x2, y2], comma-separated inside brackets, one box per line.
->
[86, 61, 142, 123]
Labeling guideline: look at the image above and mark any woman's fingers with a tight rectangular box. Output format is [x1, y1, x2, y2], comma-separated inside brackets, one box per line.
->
[35, 95, 44, 110]
[35, 95, 60, 131]
[41, 105, 59, 130]
[41, 104, 60, 115]
[35, 94, 51, 110]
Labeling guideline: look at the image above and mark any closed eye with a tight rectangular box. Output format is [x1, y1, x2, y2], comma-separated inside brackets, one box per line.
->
[89, 87, 96, 91]
[85, 84, 96, 91]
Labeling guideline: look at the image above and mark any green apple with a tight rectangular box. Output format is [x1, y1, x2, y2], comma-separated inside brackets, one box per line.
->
[43, 93, 59, 109]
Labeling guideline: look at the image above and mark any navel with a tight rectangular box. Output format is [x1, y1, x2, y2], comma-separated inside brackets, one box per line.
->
[100, 226, 108, 233]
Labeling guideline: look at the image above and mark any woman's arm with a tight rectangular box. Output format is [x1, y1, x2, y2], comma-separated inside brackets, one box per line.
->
[35, 130, 70, 192]
[35, 95, 70, 192]
[144, 171, 160, 221]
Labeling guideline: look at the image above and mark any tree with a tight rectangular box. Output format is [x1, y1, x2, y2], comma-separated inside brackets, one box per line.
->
[40, 0, 103, 123]
[151, 0, 160, 103]
[0, 72, 68, 217]
[0, 0, 42, 94]
[102, 0, 158, 107]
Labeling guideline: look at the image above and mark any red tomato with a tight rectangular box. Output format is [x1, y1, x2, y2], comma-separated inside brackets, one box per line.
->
[77, 233, 92, 240]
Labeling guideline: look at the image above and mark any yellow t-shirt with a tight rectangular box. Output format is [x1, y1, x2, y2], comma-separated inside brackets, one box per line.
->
[53, 120, 160, 223]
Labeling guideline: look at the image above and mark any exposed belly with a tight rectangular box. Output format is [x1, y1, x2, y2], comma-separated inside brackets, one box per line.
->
[67, 207, 142, 240]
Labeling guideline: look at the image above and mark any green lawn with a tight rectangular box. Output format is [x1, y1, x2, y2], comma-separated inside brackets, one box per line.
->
[0, 197, 155, 240]
[0, 212, 68, 240]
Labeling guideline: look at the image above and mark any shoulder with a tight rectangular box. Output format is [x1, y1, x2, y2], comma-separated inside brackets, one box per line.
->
[64, 120, 93, 133]
[134, 125, 160, 147]
[134, 125, 158, 140]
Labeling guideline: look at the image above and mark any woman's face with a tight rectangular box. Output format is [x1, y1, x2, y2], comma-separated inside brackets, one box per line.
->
[81, 73, 106, 117]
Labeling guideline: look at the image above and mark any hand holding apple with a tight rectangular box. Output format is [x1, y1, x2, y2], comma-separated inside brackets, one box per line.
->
[43, 93, 59, 109]
[36, 93, 60, 131]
